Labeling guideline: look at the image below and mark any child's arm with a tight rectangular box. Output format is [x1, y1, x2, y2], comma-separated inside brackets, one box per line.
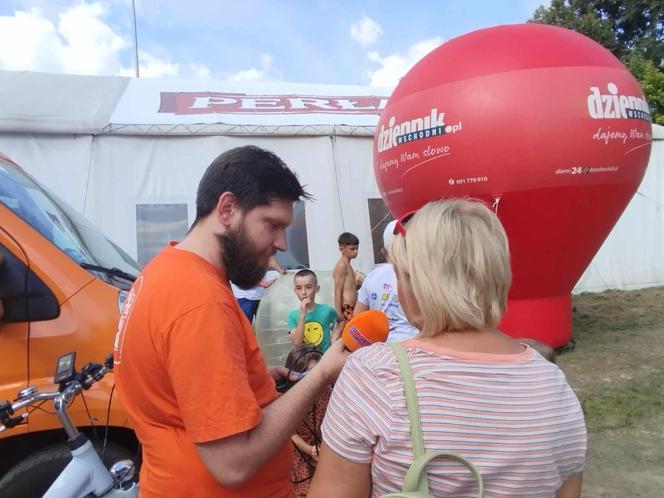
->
[259, 277, 278, 289]
[268, 256, 286, 275]
[331, 319, 343, 343]
[291, 434, 319, 461]
[333, 262, 346, 319]
[289, 302, 309, 345]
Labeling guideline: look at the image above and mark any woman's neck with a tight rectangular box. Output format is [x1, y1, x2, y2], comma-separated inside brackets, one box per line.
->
[416, 328, 523, 354]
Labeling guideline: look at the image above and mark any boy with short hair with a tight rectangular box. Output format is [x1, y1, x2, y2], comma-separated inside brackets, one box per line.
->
[287, 269, 338, 353]
[333, 232, 359, 323]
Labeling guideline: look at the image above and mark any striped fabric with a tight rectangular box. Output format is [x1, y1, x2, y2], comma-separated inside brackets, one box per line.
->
[322, 340, 587, 497]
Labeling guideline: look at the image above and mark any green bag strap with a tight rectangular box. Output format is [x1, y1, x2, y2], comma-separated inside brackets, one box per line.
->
[402, 452, 485, 497]
[390, 343, 426, 459]
[389, 343, 485, 498]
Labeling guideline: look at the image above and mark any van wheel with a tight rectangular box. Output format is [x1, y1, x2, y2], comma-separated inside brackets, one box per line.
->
[0, 441, 136, 498]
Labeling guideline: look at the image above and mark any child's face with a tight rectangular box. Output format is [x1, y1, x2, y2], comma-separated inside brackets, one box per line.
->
[294, 275, 318, 302]
[340, 244, 359, 260]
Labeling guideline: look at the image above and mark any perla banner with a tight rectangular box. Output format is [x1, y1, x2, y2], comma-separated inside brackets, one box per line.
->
[110, 78, 392, 127]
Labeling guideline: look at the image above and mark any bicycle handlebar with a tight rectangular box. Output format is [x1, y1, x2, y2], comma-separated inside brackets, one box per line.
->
[0, 358, 112, 432]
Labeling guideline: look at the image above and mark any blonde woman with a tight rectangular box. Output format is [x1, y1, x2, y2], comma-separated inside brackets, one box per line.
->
[308, 199, 586, 498]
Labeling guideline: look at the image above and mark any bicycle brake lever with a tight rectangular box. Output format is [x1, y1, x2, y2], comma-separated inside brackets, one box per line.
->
[0, 400, 14, 419]
[0, 413, 27, 432]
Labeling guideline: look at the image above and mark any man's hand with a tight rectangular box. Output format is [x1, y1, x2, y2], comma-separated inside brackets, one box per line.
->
[267, 366, 302, 383]
[311, 340, 349, 385]
[309, 444, 320, 461]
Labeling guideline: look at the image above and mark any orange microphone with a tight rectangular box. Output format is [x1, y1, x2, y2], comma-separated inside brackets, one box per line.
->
[341, 310, 389, 352]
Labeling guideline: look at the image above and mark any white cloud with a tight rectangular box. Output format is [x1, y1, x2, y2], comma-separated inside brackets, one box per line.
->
[366, 37, 443, 87]
[0, 4, 126, 75]
[0, 3, 209, 79]
[58, 3, 127, 74]
[119, 51, 180, 78]
[350, 15, 383, 47]
[229, 53, 281, 82]
[189, 62, 212, 78]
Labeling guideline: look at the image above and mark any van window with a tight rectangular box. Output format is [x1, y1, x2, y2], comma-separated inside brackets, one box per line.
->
[0, 159, 140, 280]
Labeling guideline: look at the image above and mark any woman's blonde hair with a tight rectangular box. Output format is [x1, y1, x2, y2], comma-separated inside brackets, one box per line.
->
[389, 198, 511, 335]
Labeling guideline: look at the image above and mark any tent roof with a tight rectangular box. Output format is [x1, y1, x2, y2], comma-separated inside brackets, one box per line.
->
[0, 70, 391, 136]
[0, 71, 129, 134]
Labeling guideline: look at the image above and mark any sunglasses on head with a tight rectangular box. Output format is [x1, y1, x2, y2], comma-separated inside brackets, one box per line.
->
[392, 210, 418, 236]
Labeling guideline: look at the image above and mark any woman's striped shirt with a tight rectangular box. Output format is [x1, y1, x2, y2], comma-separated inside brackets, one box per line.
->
[322, 340, 587, 497]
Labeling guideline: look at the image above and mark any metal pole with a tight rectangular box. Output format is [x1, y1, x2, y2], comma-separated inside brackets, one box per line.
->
[132, 0, 140, 77]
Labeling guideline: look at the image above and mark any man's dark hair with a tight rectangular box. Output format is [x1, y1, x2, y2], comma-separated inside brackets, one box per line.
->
[338, 232, 359, 246]
[294, 269, 318, 286]
[193, 145, 311, 227]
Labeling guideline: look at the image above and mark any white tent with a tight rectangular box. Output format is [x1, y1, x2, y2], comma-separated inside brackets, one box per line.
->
[0, 70, 662, 292]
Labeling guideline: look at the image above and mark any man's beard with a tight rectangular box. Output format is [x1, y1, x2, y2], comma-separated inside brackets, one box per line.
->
[217, 225, 270, 289]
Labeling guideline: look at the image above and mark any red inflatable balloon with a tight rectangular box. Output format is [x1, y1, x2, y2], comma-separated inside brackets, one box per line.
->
[374, 24, 652, 347]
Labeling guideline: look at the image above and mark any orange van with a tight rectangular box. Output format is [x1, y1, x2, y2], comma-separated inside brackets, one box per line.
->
[0, 152, 140, 495]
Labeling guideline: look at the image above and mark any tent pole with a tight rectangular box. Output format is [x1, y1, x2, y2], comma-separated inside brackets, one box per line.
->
[132, 0, 140, 78]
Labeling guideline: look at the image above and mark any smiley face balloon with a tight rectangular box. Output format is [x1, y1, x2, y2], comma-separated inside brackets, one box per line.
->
[374, 23, 652, 346]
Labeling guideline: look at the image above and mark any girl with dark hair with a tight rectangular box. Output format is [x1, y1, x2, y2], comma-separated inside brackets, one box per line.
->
[284, 345, 330, 498]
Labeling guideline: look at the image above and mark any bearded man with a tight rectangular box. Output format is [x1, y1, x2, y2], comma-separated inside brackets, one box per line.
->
[114, 146, 348, 498]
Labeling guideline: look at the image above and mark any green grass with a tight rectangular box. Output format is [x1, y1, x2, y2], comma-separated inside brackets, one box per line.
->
[579, 368, 664, 431]
[558, 287, 664, 434]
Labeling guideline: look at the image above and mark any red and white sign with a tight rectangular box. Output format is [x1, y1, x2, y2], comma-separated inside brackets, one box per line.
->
[159, 92, 388, 115]
[110, 80, 392, 126]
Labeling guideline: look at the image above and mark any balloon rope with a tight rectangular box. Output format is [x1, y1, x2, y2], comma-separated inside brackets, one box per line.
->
[492, 195, 502, 215]
[636, 191, 664, 210]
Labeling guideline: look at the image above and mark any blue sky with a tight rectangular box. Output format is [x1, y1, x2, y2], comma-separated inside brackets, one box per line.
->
[0, 0, 549, 86]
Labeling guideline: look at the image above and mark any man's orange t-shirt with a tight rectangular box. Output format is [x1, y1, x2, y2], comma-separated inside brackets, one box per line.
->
[114, 244, 293, 497]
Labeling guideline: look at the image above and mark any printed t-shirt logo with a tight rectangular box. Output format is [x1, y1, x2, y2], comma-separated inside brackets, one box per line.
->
[304, 321, 324, 346]
[113, 275, 143, 365]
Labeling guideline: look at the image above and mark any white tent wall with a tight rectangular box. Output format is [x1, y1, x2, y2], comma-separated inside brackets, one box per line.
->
[331, 136, 384, 272]
[575, 135, 664, 292]
[85, 134, 347, 271]
[0, 133, 94, 213]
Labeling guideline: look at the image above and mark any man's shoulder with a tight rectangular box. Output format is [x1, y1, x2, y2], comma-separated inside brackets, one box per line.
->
[143, 252, 234, 306]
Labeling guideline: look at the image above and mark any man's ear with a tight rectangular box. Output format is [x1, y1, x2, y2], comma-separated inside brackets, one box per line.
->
[216, 192, 239, 227]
